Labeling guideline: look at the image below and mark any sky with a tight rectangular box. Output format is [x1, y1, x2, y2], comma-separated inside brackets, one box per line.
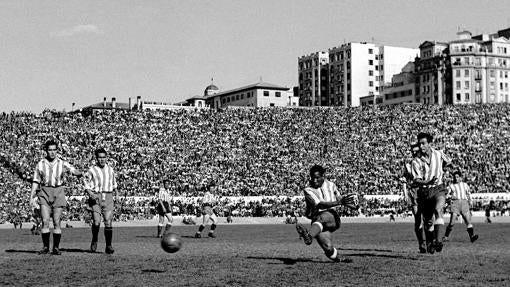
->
[1, 0, 509, 112]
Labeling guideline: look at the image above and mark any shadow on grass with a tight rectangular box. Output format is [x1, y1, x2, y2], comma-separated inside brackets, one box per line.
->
[142, 269, 166, 273]
[343, 253, 419, 260]
[5, 249, 38, 254]
[247, 256, 341, 265]
[135, 235, 159, 238]
[60, 248, 102, 254]
[338, 247, 393, 252]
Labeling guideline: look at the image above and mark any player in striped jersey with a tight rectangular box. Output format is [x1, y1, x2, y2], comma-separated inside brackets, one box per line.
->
[295, 165, 358, 262]
[195, 189, 218, 238]
[443, 171, 478, 243]
[412, 132, 453, 254]
[29, 140, 83, 255]
[400, 143, 426, 253]
[83, 148, 118, 254]
[156, 179, 174, 238]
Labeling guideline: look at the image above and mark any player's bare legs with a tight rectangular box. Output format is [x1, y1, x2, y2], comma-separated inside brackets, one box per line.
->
[104, 209, 114, 254]
[51, 207, 63, 255]
[432, 195, 446, 252]
[90, 210, 102, 252]
[39, 205, 52, 254]
[196, 214, 209, 238]
[207, 214, 218, 238]
[162, 213, 173, 236]
[443, 212, 456, 242]
[460, 211, 478, 242]
[316, 231, 340, 262]
[412, 205, 426, 253]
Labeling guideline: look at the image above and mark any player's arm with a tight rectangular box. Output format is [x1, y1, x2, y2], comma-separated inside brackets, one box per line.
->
[64, 161, 83, 178]
[466, 184, 472, 206]
[30, 166, 41, 208]
[158, 188, 167, 212]
[83, 171, 98, 200]
[112, 169, 118, 199]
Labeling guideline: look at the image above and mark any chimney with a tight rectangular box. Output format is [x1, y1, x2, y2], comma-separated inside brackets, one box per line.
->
[136, 96, 141, 110]
[103, 97, 107, 107]
[128, 97, 132, 110]
[112, 97, 116, 109]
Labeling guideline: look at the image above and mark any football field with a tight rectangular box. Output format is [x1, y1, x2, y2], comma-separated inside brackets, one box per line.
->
[1, 223, 509, 287]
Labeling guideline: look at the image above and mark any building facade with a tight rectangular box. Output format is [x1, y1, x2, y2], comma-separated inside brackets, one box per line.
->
[414, 41, 450, 105]
[381, 62, 418, 105]
[205, 82, 298, 109]
[298, 52, 329, 106]
[300, 43, 418, 107]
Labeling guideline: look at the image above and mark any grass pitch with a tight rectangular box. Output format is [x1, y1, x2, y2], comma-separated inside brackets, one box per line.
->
[1, 223, 509, 286]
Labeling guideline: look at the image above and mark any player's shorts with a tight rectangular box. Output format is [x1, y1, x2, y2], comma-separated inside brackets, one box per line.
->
[450, 199, 470, 216]
[88, 192, 114, 215]
[157, 201, 171, 216]
[202, 205, 215, 216]
[408, 188, 419, 207]
[311, 209, 341, 233]
[417, 184, 446, 201]
[38, 186, 67, 208]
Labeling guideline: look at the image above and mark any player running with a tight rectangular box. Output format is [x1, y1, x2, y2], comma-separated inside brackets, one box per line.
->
[295, 165, 358, 262]
[29, 140, 82, 255]
[412, 132, 453, 254]
[443, 171, 479, 243]
[195, 189, 218, 238]
[83, 148, 118, 254]
[156, 179, 174, 238]
[400, 143, 426, 253]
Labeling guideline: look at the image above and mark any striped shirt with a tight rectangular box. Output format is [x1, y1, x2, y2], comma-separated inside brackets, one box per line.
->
[158, 187, 172, 203]
[412, 148, 452, 187]
[203, 192, 215, 205]
[83, 164, 117, 192]
[32, 158, 76, 187]
[304, 179, 339, 218]
[447, 182, 471, 200]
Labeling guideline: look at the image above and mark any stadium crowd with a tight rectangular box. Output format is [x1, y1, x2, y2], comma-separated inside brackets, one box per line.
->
[1, 104, 510, 223]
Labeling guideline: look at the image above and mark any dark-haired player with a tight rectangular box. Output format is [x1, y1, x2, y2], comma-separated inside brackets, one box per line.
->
[295, 165, 358, 262]
[83, 148, 117, 254]
[443, 171, 478, 243]
[412, 132, 453, 254]
[400, 143, 426, 253]
[156, 179, 174, 238]
[29, 140, 82, 255]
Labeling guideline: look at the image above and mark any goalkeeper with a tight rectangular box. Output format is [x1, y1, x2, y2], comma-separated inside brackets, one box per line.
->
[296, 165, 358, 262]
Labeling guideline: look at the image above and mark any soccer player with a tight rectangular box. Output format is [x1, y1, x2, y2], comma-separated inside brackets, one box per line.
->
[83, 148, 118, 254]
[412, 132, 453, 254]
[295, 165, 358, 262]
[400, 143, 426, 253]
[29, 139, 82, 255]
[156, 179, 174, 238]
[443, 171, 478, 243]
[195, 189, 218, 238]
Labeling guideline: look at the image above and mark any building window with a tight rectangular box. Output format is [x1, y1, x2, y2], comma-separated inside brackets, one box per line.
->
[263, 91, 269, 97]
[456, 93, 461, 101]
[465, 81, 469, 89]
[368, 48, 373, 54]
[236, 95, 239, 101]
[464, 70, 469, 77]
[456, 81, 461, 89]
[369, 81, 373, 87]
[369, 70, 373, 76]
[465, 93, 470, 101]
[241, 94, 244, 99]
[275, 92, 281, 97]
[369, 60, 373, 65]
[455, 70, 461, 77]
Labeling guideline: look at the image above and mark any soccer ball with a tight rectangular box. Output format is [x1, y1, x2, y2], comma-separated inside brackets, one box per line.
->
[161, 233, 182, 253]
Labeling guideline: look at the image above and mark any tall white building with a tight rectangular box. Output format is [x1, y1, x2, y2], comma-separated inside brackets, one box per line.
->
[299, 42, 418, 107]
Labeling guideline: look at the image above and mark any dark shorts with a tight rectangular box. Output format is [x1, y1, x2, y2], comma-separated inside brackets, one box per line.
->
[311, 210, 341, 233]
[88, 193, 114, 215]
[418, 185, 446, 222]
[157, 201, 171, 216]
[38, 186, 67, 209]
[450, 199, 470, 216]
